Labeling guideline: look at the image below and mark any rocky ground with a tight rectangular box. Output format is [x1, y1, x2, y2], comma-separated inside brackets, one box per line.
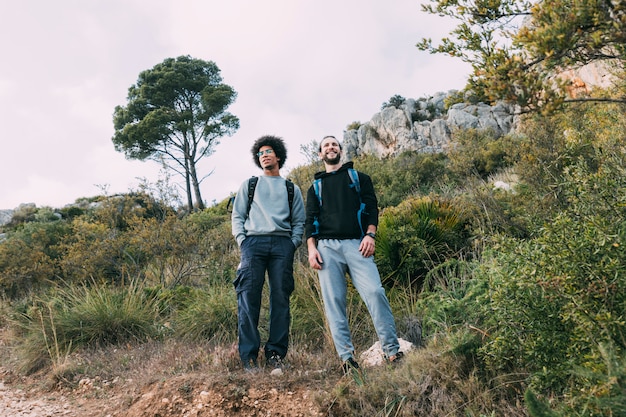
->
[0, 327, 357, 417]
[0, 317, 415, 417]
[0, 359, 335, 417]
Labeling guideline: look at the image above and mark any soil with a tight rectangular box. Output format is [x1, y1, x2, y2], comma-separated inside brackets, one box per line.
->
[0, 329, 343, 417]
[0, 326, 416, 416]
[0, 360, 339, 417]
[0, 365, 337, 417]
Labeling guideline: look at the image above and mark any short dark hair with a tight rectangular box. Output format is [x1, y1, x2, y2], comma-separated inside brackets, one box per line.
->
[251, 135, 288, 169]
[318, 135, 342, 152]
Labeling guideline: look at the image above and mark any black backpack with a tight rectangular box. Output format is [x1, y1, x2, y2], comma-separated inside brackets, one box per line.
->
[245, 176, 295, 222]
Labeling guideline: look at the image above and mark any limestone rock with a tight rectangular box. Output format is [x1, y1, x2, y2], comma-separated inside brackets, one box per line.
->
[343, 91, 518, 159]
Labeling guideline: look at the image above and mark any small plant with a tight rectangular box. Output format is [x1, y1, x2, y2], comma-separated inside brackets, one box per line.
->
[346, 121, 362, 131]
[381, 94, 406, 110]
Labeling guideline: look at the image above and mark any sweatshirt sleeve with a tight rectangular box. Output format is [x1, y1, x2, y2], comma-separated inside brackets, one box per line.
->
[231, 180, 249, 247]
[359, 172, 379, 228]
[290, 185, 306, 247]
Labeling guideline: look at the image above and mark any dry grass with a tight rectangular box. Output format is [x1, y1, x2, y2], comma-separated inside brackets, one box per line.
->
[0, 321, 529, 416]
[0, 270, 529, 416]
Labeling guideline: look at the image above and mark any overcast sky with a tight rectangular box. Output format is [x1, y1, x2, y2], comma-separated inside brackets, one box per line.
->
[0, 0, 470, 210]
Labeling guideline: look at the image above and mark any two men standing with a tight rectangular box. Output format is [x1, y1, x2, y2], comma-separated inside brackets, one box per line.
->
[232, 134, 402, 372]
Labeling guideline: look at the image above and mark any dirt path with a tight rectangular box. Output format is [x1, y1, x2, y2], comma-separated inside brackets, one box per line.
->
[0, 380, 84, 417]
[1, 369, 326, 417]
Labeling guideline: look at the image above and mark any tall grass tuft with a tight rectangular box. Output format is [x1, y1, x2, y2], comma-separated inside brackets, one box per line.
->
[290, 263, 330, 350]
[14, 280, 161, 374]
[173, 284, 238, 343]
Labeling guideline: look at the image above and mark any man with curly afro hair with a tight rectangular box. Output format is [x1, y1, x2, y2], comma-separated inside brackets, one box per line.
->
[231, 135, 305, 371]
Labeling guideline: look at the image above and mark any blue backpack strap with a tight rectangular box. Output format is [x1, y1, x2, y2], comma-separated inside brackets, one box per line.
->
[246, 176, 259, 219]
[311, 178, 323, 236]
[313, 178, 322, 206]
[347, 168, 360, 194]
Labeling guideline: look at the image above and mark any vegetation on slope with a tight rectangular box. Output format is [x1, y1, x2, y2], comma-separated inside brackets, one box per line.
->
[1, 101, 625, 416]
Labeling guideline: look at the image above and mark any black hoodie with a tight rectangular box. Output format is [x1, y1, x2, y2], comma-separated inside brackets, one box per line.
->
[304, 162, 379, 240]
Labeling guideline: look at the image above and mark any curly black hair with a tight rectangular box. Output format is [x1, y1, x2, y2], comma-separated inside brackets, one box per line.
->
[251, 135, 288, 169]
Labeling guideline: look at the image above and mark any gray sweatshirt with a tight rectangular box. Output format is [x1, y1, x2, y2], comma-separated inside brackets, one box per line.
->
[231, 175, 305, 248]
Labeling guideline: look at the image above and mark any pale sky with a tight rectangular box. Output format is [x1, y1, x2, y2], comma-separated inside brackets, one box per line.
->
[0, 0, 470, 210]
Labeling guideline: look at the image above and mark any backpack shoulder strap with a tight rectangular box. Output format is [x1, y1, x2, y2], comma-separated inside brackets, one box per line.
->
[246, 176, 259, 218]
[285, 179, 295, 222]
[313, 178, 322, 206]
[347, 168, 360, 194]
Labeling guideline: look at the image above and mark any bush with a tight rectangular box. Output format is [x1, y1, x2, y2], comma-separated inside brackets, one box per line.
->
[478, 144, 626, 405]
[0, 219, 70, 298]
[57, 218, 133, 285]
[447, 128, 511, 182]
[173, 285, 238, 343]
[356, 152, 449, 208]
[14, 281, 161, 374]
[376, 196, 470, 289]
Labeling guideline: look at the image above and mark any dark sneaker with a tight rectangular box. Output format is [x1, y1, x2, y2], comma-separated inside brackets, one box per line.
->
[342, 357, 366, 385]
[265, 351, 284, 369]
[341, 357, 360, 374]
[386, 351, 404, 365]
[242, 358, 259, 372]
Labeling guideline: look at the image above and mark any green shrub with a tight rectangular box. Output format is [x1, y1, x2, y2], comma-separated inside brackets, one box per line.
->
[381, 94, 406, 109]
[447, 128, 511, 182]
[478, 145, 626, 403]
[57, 218, 133, 285]
[0, 220, 70, 298]
[357, 152, 449, 208]
[376, 196, 470, 289]
[346, 121, 362, 131]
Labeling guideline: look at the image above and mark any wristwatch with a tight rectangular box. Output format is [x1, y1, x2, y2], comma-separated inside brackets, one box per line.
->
[365, 232, 376, 240]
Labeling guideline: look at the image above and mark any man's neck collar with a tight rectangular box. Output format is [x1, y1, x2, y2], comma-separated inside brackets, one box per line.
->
[324, 163, 341, 173]
[263, 168, 281, 177]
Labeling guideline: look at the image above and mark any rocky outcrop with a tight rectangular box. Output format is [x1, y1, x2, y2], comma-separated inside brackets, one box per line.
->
[343, 90, 518, 159]
[0, 210, 12, 227]
[0, 203, 39, 227]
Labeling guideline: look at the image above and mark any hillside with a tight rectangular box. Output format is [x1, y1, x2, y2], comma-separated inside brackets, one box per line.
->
[0, 331, 332, 417]
[0, 330, 436, 417]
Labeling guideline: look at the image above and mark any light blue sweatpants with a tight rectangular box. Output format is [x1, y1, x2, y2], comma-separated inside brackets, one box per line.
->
[316, 239, 400, 361]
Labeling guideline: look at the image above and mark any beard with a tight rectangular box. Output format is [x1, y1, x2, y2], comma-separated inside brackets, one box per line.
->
[322, 153, 341, 165]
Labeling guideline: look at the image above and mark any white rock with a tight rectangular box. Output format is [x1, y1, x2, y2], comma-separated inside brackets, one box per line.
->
[359, 338, 415, 367]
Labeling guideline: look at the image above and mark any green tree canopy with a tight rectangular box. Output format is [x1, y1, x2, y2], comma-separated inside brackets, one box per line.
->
[417, 0, 626, 112]
[112, 55, 239, 211]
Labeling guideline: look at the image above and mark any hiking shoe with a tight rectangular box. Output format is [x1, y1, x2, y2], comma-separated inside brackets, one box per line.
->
[341, 357, 360, 374]
[265, 351, 284, 369]
[386, 351, 404, 365]
[242, 358, 259, 372]
[342, 357, 366, 385]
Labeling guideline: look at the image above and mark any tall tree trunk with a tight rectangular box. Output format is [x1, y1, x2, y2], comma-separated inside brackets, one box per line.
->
[189, 161, 205, 210]
[184, 147, 194, 213]
[185, 170, 193, 213]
